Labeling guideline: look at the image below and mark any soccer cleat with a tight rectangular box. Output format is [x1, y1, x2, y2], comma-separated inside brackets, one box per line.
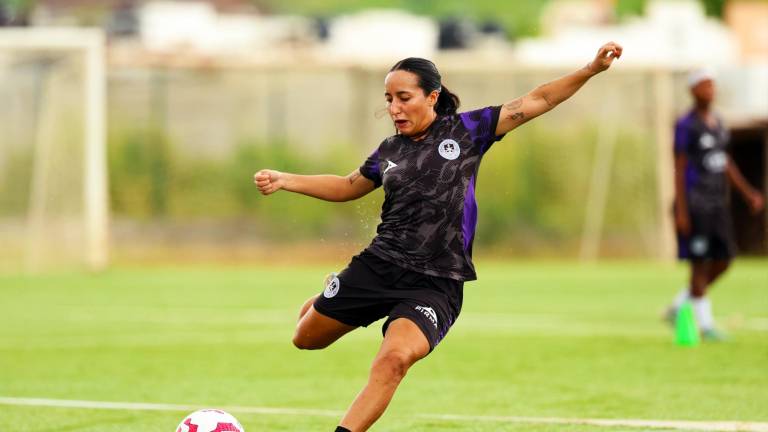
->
[701, 328, 729, 342]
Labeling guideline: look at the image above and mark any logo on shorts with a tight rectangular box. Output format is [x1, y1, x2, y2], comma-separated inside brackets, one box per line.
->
[690, 235, 709, 256]
[324, 274, 340, 298]
[438, 139, 460, 160]
[415, 305, 438, 328]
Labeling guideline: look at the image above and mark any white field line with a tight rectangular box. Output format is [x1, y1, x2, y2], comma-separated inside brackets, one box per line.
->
[415, 413, 768, 432]
[1, 397, 768, 432]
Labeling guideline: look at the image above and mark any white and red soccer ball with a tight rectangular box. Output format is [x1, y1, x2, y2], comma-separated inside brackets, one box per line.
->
[176, 409, 244, 432]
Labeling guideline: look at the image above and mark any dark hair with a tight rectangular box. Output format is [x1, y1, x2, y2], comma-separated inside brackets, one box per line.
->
[389, 57, 460, 116]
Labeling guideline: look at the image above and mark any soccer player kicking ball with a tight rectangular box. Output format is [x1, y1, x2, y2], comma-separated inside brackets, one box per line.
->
[254, 42, 622, 431]
[666, 69, 765, 341]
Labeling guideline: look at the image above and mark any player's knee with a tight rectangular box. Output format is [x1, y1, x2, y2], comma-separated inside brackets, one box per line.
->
[372, 350, 414, 382]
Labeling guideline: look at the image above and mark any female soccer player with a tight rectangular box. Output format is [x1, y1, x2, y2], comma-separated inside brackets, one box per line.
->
[254, 41, 623, 432]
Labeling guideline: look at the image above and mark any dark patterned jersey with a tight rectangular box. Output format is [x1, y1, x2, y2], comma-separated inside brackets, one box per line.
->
[674, 110, 730, 213]
[359, 106, 504, 281]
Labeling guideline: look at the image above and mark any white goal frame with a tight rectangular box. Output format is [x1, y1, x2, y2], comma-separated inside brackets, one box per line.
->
[0, 28, 108, 271]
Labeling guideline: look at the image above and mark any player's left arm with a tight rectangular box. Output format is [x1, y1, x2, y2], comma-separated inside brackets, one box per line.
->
[726, 156, 765, 214]
[496, 41, 622, 136]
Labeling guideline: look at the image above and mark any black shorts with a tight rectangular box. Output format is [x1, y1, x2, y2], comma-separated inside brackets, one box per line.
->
[313, 250, 463, 351]
[676, 207, 736, 260]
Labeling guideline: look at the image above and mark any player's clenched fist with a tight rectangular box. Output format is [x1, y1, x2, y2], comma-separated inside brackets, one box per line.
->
[589, 41, 622, 74]
[254, 169, 284, 195]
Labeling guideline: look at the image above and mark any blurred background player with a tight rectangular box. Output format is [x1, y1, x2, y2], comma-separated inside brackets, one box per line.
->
[666, 69, 765, 340]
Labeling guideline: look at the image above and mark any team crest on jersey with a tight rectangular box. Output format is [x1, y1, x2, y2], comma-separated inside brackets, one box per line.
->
[699, 133, 716, 150]
[324, 274, 340, 298]
[438, 139, 460, 160]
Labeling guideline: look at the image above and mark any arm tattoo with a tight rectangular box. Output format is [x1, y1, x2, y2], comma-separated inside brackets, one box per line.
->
[507, 112, 525, 121]
[348, 171, 361, 184]
[504, 98, 523, 110]
[539, 83, 555, 107]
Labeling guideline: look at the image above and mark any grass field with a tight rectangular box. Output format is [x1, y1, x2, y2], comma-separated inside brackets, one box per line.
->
[1, 259, 766, 431]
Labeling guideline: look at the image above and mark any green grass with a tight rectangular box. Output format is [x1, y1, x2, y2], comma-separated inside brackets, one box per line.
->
[0, 259, 766, 431]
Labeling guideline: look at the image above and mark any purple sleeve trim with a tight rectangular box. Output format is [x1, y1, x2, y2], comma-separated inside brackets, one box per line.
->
[674, 115, 692, 155]
[359, 149, 382, 188]
[461, 175, 478, 254]
[459, 106, 505, 155]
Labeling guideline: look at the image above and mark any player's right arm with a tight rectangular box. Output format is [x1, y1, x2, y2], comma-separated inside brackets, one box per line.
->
[725, 156, 765, 214]
[253, 168, 376, 202]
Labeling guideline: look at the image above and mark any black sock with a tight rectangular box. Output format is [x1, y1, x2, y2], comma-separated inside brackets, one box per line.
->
[335, 427, 351, 432]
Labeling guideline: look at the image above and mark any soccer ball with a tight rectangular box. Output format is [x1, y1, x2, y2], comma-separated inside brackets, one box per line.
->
[176, 409, 245, 432]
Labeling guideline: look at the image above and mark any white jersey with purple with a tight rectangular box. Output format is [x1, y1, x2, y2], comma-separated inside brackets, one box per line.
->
[359, 106, 504, 281]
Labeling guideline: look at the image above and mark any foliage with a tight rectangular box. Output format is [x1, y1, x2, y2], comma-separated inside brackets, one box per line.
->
[0, 0, 36, 23]
[108, 127, 171, 218]
[100, 121, 658, 256]
[476, 122, 657, 254]
[701, 0, 727, 17]
[615, 0, 646, 19]
[106, 130, 383, 242]
[257, 0, 550, 38]
[254, 0, 729, 38]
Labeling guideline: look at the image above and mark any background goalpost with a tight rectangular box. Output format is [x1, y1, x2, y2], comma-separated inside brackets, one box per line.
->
[0, 28, 108, 272]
